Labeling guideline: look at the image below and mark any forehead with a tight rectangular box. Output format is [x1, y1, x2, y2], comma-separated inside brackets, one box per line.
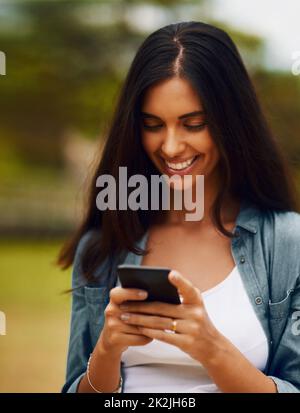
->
[141, 77, 203, 116]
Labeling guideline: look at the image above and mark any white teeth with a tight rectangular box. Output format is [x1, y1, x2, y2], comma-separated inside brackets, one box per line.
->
[165, 156, 196, 170]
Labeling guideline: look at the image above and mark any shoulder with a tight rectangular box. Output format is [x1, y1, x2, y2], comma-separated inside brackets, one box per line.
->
[260, 209, 300, 288]
[72, 227, 118, 289]
[248, 206, 300, 275]
[75, 229, 99, 258]
[264, 209, 300, 246]
[244, 201, 300, 246]
[71, 228, 101, 288]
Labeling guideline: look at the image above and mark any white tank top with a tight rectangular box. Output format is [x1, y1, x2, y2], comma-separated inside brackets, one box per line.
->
[117, 266, 269, 393]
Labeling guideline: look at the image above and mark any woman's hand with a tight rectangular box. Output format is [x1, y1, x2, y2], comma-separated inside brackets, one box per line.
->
[96, 286, 154, 358]
[118, 270, 227, 365]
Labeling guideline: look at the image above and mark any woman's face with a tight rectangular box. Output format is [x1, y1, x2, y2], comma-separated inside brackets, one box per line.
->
[140, 77, 221, 191]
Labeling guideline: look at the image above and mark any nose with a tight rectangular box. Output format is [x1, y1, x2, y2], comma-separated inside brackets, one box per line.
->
[161, 129, 186, 159]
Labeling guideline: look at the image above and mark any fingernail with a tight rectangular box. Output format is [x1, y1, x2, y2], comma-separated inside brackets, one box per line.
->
[138, 291, 148, 298]
[121, 313, 130, 321]
[170, 271, 178, 280]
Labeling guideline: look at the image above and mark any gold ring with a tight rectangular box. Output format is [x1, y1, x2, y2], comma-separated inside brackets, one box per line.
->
[171, 319, 177, 333]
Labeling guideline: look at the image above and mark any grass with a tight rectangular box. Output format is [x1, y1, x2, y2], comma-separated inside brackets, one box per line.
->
[0, 239, 72, 392]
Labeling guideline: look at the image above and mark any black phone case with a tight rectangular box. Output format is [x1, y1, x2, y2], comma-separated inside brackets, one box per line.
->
[117, 264, 181, 304]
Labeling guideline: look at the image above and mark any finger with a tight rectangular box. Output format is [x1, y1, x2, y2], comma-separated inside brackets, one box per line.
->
[120, 313, 193, 334]
[119, 301, 184, 319]
[109, 286, 148, 305]
[137, 326, 186, 347]
[114, 318, 148, 335]
[122, 334, 153, 346]
[120, 313, 173, 331]
[168, 271, 202, 305]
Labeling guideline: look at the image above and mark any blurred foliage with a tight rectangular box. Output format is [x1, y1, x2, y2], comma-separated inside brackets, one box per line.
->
[0, 239, 70, 392]
[253, 70, 300, 165]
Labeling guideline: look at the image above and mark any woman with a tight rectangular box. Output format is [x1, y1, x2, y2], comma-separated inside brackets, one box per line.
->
[58, 21, 300, 393]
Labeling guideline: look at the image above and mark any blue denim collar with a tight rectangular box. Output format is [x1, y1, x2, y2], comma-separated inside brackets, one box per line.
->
[235, 199, 260, 234]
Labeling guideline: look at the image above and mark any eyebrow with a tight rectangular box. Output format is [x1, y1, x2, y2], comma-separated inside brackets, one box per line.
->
[140, 110, 205, 120]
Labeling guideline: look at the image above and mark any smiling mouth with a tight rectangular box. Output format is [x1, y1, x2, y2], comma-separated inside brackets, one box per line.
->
[162, 155, 201, 174]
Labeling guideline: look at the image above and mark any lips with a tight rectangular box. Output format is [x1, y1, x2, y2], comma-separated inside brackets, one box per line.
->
[164, 156, 196, 170]
[161, 155, 201, 176]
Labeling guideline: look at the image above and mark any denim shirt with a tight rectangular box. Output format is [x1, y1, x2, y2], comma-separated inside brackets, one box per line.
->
[61, 200, 300, 393]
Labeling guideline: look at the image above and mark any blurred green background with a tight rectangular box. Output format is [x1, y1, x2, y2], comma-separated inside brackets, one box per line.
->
[0, 0, 300, 392]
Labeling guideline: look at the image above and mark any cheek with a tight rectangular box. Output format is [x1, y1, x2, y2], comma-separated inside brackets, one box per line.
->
[198, 132, 219, 160]
[192, 133, 220, 171]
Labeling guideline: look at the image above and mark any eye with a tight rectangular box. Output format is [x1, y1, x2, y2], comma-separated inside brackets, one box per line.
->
[184, 123, 207, 131]
[142, 123, 207, 132]
[142, 124, 163, 131]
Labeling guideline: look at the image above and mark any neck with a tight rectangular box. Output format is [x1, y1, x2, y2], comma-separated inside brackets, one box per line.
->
[156, 174, 240, 228]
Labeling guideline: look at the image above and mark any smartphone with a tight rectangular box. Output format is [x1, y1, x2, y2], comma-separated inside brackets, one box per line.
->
[117, 264, 181, 305]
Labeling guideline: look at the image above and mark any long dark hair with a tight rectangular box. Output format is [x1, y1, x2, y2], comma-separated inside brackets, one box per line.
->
[57, 21, 299, 284]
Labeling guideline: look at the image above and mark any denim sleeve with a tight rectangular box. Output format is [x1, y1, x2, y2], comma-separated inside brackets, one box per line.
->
[267, 280, 300, 393]
[268, 376, 300, 393]
[61, 231, 94, 393]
